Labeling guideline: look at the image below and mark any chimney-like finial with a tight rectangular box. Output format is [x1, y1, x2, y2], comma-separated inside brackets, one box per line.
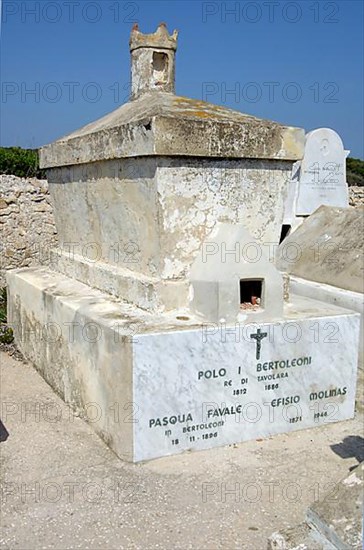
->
[129, 23, 178, 100]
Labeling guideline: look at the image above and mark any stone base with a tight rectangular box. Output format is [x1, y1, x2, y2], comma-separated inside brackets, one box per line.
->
[268, 462, 363, 550]
[49, 248, 190, 313]
[268, 523, 336, 549]
[289, 275, 364, 364]
[7, 267, 360, 462]
[307, 462, 363, 550]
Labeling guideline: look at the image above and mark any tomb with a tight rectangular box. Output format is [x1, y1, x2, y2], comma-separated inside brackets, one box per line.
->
[277, 204, 364, 362]
[7, 24, 360, 462]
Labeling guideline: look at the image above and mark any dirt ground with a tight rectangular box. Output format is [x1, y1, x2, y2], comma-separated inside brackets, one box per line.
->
[0, 351, 363, 550]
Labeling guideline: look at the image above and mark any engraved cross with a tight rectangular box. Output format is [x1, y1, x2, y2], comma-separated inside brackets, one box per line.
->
[250, 328, 268, 360]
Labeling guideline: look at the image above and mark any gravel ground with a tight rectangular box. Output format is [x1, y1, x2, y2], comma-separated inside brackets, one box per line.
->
[0, 352, 363, 550]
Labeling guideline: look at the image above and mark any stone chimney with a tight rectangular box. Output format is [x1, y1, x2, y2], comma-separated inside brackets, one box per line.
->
[129, 23, 178, 100]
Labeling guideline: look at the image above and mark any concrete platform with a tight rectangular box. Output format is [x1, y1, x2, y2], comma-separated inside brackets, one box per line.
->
[307, 462, 363, 549]
[268, 522, 336, 549]
[268, 462, 363, 550]
[6, 266, 361, 462]
[289, 275, 364, 363]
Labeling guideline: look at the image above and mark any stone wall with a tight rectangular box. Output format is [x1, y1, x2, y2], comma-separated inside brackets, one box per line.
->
[349, 186, 364, 207]
[0, 175, 57, 287]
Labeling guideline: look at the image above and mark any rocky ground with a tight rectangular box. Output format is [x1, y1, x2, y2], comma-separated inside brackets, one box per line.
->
[0, 351, 363, 550]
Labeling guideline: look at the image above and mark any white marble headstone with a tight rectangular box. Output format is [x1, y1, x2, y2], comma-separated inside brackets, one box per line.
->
[296, 128, 349, 215]
[132, 310, 360, 461]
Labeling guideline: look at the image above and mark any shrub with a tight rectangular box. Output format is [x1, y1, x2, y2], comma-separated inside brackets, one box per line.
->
[0, 287, 7, 323]
[0, 287, 14, 344]
[347, 157, 364, 186]
[0, 326, 14, 345]
[0, 147, 46, 179]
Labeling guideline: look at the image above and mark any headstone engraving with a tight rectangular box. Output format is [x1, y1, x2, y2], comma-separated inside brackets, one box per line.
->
[250, 328, 268, 359]
[133, 313, 360, 461]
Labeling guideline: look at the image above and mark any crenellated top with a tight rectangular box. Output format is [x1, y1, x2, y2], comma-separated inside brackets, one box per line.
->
[129, 22, 178, 52]
[129, 23, 178, 100]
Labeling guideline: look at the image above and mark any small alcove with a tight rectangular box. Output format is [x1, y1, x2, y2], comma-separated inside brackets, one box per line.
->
[240, 279, 263, 308]
[152, 52, 169, 84]
[190, 223, 284, 322]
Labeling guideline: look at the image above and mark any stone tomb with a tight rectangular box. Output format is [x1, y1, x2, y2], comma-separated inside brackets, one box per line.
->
[8, 265, 360, 462]
[277, 205, 364, 362]
[8, 220, 360, 462]
[296, 128, 349, 215]
[7, 24, 360, 462]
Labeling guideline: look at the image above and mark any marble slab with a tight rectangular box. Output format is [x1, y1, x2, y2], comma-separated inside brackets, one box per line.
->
[133, 313, 360, 461]
[296, 128, 349, 215]
[7, 267, 361, 463]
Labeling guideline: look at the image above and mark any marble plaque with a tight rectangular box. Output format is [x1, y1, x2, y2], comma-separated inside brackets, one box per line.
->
[296, 128, 349, 215]
[133, 313, 359, 461]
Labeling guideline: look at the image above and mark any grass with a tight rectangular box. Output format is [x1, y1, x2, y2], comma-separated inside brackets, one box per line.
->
[0, 287, 14, 344]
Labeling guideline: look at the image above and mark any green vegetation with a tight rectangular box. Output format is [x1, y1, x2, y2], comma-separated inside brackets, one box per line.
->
[0, 288, 14, 345]
[347, 157, 364, 186]
[0, 147, 46, 179]
[0, 288, 7, 323]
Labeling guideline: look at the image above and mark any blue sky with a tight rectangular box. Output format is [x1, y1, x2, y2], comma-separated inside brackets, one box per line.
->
[1, 0, 363, 158]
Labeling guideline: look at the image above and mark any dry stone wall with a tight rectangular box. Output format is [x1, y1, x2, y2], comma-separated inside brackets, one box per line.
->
[0, 175, 57, 287]
[349, 186, 364, 207]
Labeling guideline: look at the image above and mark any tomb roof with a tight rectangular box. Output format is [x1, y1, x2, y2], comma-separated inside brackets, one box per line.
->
[40, 24, 304, 168]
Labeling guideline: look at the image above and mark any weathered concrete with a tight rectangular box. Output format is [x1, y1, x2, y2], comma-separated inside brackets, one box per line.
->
[39, 93, 305, 168]
[190, 223, 283, 322]
[49, 249, 190, 313]
[130, 23, 178, 99]
[6, 266, 200, 461]
[307, 462, 364, 550]
[289, 276, 364, 363]
[156, 158, 291, 279]
[269, 462, 364, 550]
[6, 266, 361, 462]
[277, 205, 364, 294]
[36, 23, 304, 317]
[44, 157, 293, 311]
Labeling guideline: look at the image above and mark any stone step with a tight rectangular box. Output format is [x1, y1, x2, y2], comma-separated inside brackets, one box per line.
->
[306, 462, 363, 550]
[268, 522, 336, 550]
[268, 463, 363, 549]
